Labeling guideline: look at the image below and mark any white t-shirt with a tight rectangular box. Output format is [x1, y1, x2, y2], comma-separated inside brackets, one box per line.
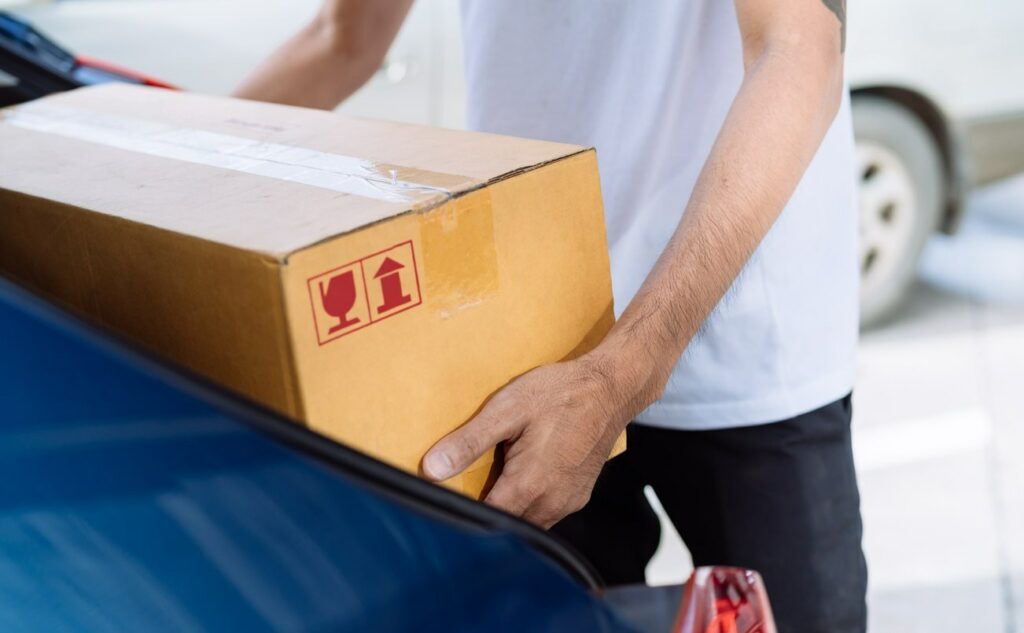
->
[460, 0, 859, 430]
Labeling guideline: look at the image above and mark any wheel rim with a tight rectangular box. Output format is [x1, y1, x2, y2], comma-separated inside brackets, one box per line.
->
[857, 140, 918, 302]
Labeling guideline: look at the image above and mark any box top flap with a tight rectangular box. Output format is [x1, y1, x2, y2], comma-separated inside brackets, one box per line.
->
[0, 84, 588, 257]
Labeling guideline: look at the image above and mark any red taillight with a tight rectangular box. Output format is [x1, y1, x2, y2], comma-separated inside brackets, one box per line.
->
[673, 567, 777, 633]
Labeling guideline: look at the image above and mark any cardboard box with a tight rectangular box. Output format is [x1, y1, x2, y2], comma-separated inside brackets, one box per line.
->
[0, 85, 621, 498]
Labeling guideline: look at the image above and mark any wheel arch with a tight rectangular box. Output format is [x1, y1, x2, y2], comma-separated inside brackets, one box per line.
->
[851, 85, 968, 234]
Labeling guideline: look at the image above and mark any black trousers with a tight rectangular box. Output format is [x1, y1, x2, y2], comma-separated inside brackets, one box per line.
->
[552, 395, 867, 633]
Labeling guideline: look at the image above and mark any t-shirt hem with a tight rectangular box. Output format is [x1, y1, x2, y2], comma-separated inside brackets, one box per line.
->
[635, 364, 855, 431]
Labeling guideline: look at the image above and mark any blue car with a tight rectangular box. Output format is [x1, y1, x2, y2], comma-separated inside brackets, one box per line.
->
[0, 276, 658, 631]
[0, 265, 780, 633]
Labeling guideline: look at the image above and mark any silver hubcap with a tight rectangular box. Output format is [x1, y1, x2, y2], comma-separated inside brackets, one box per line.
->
[858, 141, 917, 301]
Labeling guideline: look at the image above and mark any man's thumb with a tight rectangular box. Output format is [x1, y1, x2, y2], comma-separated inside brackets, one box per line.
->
[422, 405, 514, 481]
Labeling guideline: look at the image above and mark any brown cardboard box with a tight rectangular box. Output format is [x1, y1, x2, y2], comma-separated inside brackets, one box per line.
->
[0, 85, 622, 498]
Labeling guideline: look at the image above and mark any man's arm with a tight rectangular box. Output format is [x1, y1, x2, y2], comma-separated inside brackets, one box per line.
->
[422, 0, 847, 528]
[233, 0, 413, 109]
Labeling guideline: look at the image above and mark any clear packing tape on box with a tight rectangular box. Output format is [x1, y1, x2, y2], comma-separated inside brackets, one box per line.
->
[5, 101, 464, 205]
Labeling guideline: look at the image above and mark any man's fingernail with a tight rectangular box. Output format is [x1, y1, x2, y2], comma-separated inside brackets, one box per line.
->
[424, 450, 454, 480]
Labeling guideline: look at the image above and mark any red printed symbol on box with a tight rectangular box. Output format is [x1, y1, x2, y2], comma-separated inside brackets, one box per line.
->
[307, 240, 422, 345]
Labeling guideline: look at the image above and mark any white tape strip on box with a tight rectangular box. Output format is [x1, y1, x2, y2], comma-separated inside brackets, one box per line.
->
[6, 102, 452, 204]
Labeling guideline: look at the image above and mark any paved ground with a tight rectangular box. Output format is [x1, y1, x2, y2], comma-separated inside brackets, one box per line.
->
[647, 176, 1024, 632]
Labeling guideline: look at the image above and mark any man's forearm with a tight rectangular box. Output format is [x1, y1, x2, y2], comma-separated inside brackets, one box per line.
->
[234, 0, 413, 109]
[597, 43, 845, 408]
[234, 19, 369, 108]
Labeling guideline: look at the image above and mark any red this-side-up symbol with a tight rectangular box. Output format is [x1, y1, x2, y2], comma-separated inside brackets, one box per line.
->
[374, 257, 412, 314]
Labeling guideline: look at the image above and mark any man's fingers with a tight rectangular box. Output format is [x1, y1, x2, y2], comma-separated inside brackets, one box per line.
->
[483, 472, 535, 518]
[422, 403, 516, 481]
[488, 467, 592, 528]
[487, 476, 566, 528]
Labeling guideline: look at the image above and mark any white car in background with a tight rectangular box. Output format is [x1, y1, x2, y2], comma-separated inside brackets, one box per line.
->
[10, 0, 1024, 326]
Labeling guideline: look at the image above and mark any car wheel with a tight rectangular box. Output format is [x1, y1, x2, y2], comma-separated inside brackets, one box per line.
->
[853, 95, 945, 328]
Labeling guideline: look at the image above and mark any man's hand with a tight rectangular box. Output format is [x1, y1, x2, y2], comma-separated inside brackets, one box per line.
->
[422, 352, 649, 528]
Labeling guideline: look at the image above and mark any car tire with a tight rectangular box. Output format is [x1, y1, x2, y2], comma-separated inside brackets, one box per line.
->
[853, 95, 945, 329]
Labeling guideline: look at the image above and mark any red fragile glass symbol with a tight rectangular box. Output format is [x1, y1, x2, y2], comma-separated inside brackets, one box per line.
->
[319, 270, 361, 334]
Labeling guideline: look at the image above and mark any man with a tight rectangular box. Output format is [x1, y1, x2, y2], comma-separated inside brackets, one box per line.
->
[236, 1, 865, 631]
